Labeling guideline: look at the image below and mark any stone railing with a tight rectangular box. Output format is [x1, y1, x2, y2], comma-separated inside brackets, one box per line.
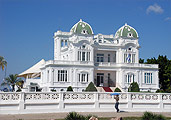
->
[45, 60, 94, 66]
[0, 92, 170, 114]
[95, 62, 158, 69]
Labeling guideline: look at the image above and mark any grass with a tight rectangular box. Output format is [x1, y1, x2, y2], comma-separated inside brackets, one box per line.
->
[55, 117, 171, 120]
[123, 117, 141, 120]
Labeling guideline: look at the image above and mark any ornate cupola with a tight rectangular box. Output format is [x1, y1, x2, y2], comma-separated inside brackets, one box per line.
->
[70, 19, 94, 35]
[115, 23, 138, 39]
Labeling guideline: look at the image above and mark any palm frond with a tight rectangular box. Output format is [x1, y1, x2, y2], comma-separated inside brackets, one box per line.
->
[1, 82, 8, 86]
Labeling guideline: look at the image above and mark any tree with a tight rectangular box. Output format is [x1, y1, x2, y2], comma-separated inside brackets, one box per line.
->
[139, 58, 144, 63]
[128, 82, 140, 92]
[16, 80, 24, 90]
[85, 82, 97, 92]
[67, 86, 73, 92]
[0, 56, 7, 71]
[1, 74, 23, 92]
[143, 55, 171, 93]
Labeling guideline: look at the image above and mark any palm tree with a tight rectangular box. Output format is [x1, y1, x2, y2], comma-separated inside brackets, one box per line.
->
[1, 74, 23, 92]
[0, 56, 7, 71]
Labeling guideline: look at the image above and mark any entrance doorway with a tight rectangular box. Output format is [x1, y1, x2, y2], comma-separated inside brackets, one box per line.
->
[97, 73, 104, 87]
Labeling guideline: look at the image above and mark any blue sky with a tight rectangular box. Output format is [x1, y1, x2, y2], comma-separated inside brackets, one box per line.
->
[0, 0, 171, 84]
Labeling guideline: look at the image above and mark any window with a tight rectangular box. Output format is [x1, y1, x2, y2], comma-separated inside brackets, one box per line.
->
[126, 74, 134, 83]
[82, 52, 85, 61]
[65, 40, 67, 46]
[82, 45, 86, 49]
[78, 51, 90, 61]
[58, 70, 67, 82]
[108, 73, 110, 81]
[97, 54, 104, 62]
[78, 44, 91, 62]
[81, 29, 88, 34]
[124, 53, 135, 63]
[99, 39, 102, 43]
[61, 40, 68, 47]
[78, 73, 89, 82]
[108, 54, 110, 62]
[61, 40, 64, 47]
[128, 32, 133, 37]
[144, 73, 152, 84]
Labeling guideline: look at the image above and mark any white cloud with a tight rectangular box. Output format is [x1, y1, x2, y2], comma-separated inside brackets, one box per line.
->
[165, 17, 171, 21]
[146, 4, 164, 14]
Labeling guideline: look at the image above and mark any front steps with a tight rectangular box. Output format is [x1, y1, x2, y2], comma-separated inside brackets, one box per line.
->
[96, 87, 117, 92]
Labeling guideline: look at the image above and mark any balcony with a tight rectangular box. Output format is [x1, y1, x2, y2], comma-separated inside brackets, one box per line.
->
[44, 60, 94, 67]
[95, 62, 158, 69]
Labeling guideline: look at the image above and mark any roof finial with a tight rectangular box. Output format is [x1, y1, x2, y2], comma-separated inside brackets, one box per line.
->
[125, 23, 127, 26]
[80, 19, 82, 22]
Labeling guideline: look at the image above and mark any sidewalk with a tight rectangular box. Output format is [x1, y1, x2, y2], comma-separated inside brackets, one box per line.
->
[0, 112, 171, 120]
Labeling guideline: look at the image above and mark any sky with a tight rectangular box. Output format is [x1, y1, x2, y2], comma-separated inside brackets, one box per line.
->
[0, 0, 171, 84]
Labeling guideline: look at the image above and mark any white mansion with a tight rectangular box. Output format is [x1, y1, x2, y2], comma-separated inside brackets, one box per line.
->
[19, 19, 159, 92]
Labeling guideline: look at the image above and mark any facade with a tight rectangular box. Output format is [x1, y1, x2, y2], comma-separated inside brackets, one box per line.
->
[20, 19, 159, 92]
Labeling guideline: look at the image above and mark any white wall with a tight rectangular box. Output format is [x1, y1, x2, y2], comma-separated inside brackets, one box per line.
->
[0, 92, 170, 114]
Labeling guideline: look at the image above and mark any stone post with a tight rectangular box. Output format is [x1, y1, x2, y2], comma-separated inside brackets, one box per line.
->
[127, 93, 132, 111]
[159, 93, 163, 112]
[94, 92, 99, 109]
[59, 92, 64, 110]
[19, 92, 25, 112]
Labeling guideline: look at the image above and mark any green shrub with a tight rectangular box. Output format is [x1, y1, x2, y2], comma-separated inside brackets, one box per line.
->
[16, 88, 21, 92]
[141, 112, 166, 120]
[67, 86, 73, 92]
[51, 89, 56, 92]
[85, 82, 97, 92]
[128, 82, 140, 92]
[65, 112, 97, 120]
[114, 87, 121, 92]
[156, 89, 164, 93]
[65, 112, 84, 120]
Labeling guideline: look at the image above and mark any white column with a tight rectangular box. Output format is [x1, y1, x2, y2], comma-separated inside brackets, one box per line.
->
[91, 48, 94, 62]
[136, 48, 139, 64]
[51, 69, 54, 85]
[81, 51, 82, 61]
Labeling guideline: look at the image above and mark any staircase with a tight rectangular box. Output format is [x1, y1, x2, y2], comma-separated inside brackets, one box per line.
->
[102, 87, 113, 92]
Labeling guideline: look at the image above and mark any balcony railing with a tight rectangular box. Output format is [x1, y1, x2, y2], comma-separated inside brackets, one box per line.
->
[45, 60, 94, 66]
[44, 60, 158, 69]
[95, 62, 158, 69]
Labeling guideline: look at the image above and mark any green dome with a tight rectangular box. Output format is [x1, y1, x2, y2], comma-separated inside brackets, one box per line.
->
[70, 19, 94, 35]
[115, 23, 138, 39]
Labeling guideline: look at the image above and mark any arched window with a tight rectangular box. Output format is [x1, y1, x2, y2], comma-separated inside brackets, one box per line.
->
[125, 73, 135, 83]
[78, 44, 90, 61]
[124, 47, 135, 63]
[78, 72, 89, 83]
[61, 40, 68, 47]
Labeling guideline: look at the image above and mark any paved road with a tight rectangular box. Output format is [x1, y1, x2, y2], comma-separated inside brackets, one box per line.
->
[0, 112, 171, 120]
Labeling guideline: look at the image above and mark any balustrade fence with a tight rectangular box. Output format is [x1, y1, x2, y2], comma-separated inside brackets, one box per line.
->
[0, 92, 170, 114]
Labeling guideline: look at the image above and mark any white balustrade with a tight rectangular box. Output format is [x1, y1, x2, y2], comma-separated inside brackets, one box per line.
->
[95, 62, 158, 68]
[0, 92, 170, 114]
